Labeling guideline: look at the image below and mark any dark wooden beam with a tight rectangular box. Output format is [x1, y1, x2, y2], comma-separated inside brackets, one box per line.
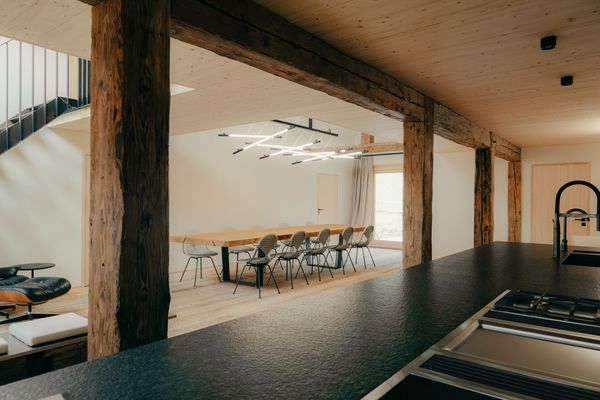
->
[508, 160, 522, 242]
[403, 97, 433, 267]
[433, 102, 491, 149]
[89, 0, 171, 359]
[474, 147, 494, 247]
[170, 0, 424, 121]
[491, 133, 521, 162]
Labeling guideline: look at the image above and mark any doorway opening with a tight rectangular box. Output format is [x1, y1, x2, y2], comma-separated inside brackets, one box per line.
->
[373, 165, 403, 249]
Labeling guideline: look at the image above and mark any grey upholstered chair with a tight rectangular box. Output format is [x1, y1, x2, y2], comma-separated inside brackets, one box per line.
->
[299, 228, 334, 281]
[229, 244, 255, 279]
[328, 226, 356, 274]
[268, 231, 308, 289]
[180, 239, 221, 286]
[351, 225, 376, 268]
[233, 234, 280, 299]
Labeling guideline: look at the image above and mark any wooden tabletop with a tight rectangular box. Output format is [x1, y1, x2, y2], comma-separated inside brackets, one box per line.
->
[170, 224, 365, 247]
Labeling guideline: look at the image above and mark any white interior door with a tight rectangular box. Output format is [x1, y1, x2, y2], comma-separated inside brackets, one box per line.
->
[317, 174, 338, 224]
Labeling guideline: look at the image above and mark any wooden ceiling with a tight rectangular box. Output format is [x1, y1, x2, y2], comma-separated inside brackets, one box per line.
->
[0, 0, 404, 140]
[2, 1, 598, 146]
[255, 0, 600, 146]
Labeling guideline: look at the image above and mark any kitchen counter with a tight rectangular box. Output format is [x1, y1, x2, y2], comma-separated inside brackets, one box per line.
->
[2, 242, 600, 399]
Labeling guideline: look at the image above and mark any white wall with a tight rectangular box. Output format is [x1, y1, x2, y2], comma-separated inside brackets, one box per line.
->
[169, 128, 356, 270]
[522, 143, 600, 242]
[0, 125, 88, 286]
[432, 150, 476, 259]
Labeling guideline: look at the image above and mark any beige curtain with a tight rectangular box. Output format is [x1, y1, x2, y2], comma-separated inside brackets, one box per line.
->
[350, 157, 374, 226]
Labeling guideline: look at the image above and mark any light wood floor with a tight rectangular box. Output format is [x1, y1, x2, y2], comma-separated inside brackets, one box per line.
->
[1, 248, 402, 337]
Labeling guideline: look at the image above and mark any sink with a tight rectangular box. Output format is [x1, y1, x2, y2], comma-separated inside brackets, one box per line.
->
[561, 250, 600, 267]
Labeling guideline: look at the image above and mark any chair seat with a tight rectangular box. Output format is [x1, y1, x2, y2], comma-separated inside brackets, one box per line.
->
[304, 247, 327, 256]
[186, 250, 218, 258]
[247, 256, 272, 266]
[279, 251, 303, 260]
[0, 277, 71, 304]
[352, 240, 369, 248]
[229, 246, 254, 254]
[329, 244, 350, 251]
[0, 275, 29, 287]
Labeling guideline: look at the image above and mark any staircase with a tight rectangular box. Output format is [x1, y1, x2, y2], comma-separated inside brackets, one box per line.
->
[0, 38, 90, 155]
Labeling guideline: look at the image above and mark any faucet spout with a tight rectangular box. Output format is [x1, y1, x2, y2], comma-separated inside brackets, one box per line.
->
[553, 180, 600, 258]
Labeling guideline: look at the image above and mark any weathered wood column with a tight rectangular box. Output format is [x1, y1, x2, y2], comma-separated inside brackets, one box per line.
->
[88, 0, 171, 359]
[508, 160, 522, 242]
[474, 147, 494, 246]
[403, 97, 433, 267]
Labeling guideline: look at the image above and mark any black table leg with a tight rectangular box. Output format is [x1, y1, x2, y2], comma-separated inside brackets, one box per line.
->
[221, 247, 230, 281]
[336, 235, 343, 268]
[257, 248, 265, 286]
[304, 237, 312, 264]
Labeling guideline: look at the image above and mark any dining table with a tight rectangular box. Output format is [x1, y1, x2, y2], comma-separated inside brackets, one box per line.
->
[170, 224, 365, 285]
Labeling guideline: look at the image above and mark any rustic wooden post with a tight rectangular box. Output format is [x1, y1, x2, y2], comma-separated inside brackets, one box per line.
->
[508, 160, 522, 242]
[403, 97, 433, 267]
[88, 0, 171, 359]
[474, 147, 494, 246]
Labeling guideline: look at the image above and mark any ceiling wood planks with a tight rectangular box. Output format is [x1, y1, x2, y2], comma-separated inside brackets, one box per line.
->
[170, 0, 424, 122]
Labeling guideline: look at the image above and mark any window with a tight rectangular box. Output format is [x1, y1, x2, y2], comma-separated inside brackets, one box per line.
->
[373, 165, 402, 249]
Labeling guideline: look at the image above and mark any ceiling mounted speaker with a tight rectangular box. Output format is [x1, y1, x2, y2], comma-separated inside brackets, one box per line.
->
[561, 75, 573, 86]
[541, 35, 557, 50]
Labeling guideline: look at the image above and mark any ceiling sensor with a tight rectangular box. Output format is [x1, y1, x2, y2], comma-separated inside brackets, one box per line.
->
[540, 35, 557, 50]
[561, 75, 573, 86]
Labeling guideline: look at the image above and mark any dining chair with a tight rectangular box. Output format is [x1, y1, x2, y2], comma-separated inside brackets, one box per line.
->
[328, 226, 356, 274]
[299, 228, 334, 281]
[229, 245, 255, 279]
[180, 239, 221, 286]
[268, 231, 308, 289]
[351, 225, 376, 268]
[233, 234, 280, 299]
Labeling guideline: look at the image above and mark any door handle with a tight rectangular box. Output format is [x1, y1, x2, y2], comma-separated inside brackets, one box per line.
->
[317, 208, 324, 214]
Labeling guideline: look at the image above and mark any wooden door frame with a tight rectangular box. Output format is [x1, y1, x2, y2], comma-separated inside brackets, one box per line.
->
[81, 153, 90, 287]
[372, 163, 403, 250]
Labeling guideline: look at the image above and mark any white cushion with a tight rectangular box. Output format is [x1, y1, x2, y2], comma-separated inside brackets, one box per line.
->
[9, 313, 87, 346]
[0, 337, 7, 354]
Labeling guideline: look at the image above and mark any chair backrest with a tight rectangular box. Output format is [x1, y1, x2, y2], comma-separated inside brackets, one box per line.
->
[182, 239, 204, 255]
[289, 231, 306, 250]
[341, 226, 354, 243]
[316, 228, 331, 246]
[362, 225, 375, 243]
[256, 234, 278, 256]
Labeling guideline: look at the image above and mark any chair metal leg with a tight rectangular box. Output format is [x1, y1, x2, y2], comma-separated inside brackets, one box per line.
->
[323, 255, 334, 278]
[361, 247, 367, 269]
[367, 246, 376, 267]
[346, 250, 357, 272]
[233, 264, 248, 294]
[200, 257, 203, 279]
[266, 264, 280, 294]
[296, 258, 309, 285]
[180, 257, 192, 282]
[355, 247, 359, 264]
[209, 257, 221, 282]
[289, 260, 293, 289]
[194, 258, 199, 287]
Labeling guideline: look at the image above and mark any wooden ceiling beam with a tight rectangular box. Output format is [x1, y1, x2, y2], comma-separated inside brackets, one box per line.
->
[434, 102, 521, 161]
[492, 133, 521, 162]
[170, 0, 424, 122]
[309, 141, 403, 155]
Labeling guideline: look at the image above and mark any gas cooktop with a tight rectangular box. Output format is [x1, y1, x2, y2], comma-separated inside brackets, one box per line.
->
[366, 289, 600, 400]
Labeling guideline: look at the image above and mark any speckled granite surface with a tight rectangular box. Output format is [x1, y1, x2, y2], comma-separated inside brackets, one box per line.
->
[2, 242, 600, 399]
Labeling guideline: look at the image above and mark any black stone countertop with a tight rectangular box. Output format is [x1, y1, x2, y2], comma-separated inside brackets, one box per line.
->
[2, 242, 600, 400]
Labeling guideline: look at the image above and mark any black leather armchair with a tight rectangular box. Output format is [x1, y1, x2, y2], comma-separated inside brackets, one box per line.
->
[0, 267, 28, 317]
[0, 267, 71, 324]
